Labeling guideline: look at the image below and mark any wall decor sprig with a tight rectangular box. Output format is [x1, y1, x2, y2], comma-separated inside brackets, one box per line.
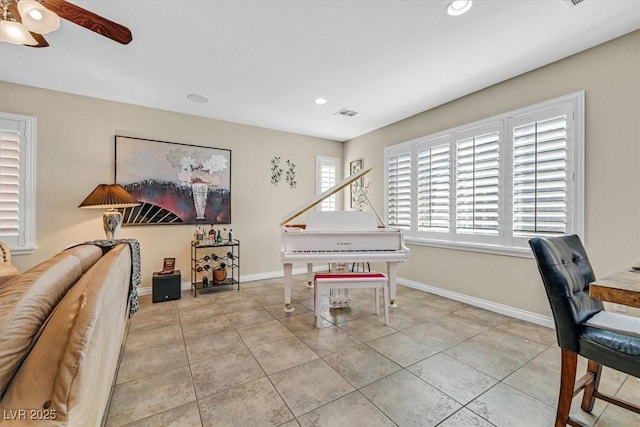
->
[270, 156, 283, 185]
[270, 156, 297, 188]
[285, 160, 297, 188]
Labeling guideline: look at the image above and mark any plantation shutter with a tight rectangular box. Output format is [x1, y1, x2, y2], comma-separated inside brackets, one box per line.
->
[0, 131, 21, 241]
[512, 109, 568, 236]
[387, 151, 412, 229]
[318, 158, 337, 211]
[455, 126, 500, 235]
[417, 141, 450, 232]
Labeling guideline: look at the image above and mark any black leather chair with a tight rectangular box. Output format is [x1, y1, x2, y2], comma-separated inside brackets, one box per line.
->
[529, 234, 640, 427]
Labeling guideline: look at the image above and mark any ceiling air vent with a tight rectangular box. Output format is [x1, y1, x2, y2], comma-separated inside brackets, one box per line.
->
[564, 0, 584, 6]
[335, 108, 358, 117]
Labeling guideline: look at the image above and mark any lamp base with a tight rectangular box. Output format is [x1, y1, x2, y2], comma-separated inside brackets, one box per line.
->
[103, 209, 123, 239]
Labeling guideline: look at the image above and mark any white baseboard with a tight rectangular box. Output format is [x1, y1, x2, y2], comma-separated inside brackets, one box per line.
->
[398, 277, 555, 329]
[137, 282, 191, 296]
[138, 265, 326, 296]
[138, 271, 554, 329]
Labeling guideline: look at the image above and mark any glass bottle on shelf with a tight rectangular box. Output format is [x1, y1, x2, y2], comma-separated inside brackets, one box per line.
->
[208, 225, 216, 242]
[228, 229, 234, 243]
[216, 229, 222, 243]
[196, 255, 211, 264]
[193, 226, 200, 244]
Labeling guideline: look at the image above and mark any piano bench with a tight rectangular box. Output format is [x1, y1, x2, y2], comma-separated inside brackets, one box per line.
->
[313, 273, 389, 328]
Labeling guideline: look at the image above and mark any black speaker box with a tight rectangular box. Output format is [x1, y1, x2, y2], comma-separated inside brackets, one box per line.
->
[152, 270, 181, 303]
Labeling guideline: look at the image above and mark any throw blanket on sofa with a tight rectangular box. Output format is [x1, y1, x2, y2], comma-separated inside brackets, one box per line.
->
[83, 239, 141, 317]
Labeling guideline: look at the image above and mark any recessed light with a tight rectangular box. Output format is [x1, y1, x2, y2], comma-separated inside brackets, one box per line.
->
[314, 98, 328, 105]
[187, 94, 208, 103]
[446, 0, 473, 16]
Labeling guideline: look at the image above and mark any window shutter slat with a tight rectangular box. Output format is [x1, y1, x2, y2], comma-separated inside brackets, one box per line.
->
[455, 131, 500, 235]
[320, 163, 336, 211]
[388, 153, 412, 229]
[0, 133, 21, 238]
[513, 115, 568, 236]
[417, 142, 450, 232]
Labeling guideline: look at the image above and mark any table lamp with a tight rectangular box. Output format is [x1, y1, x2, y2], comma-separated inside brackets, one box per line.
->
[78, 184, 140, 239]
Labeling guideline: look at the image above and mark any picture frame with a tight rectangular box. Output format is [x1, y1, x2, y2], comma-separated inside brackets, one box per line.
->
[115, 135, 231, 225]
[349, 159, 363, 208]
[160, 257, 176, 275]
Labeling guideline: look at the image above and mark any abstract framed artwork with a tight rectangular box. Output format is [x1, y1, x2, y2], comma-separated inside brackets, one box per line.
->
[115, 136, 231, 225]
[349, 159, 363, 208]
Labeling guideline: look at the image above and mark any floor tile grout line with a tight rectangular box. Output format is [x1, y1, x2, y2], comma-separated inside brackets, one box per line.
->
[176, 294, 205, 427]
[211, 293, 299, 424]
[113, 281, 633, 427]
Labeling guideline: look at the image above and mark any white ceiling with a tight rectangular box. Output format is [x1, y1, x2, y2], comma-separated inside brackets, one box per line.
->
[1, 1, 639, 141]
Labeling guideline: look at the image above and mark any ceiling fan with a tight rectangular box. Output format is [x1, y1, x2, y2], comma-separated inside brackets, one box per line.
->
[0, 0, 132, 47]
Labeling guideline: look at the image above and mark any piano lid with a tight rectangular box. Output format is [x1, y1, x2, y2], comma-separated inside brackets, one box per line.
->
[280, 167, 373, 226]
[306, 211, 378, 231]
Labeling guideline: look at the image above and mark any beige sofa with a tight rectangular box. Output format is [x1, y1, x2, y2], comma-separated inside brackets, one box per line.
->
[0, 241, 138, 426]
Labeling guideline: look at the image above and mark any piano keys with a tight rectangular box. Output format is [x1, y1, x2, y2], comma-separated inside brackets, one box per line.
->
[280, 167, 410, 312]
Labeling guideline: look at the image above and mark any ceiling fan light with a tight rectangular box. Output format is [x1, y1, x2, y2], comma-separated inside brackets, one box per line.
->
[0, 19, 37, 45]
[28, 9, 43, 21]
[447, 0, 473, 16]
[18, 0, 60, 34]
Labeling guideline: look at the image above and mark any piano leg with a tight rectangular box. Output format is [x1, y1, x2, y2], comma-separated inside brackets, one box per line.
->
[387, 262, 399, 307]
[307, 263, 314, 288]
[283, 263, 295, 312]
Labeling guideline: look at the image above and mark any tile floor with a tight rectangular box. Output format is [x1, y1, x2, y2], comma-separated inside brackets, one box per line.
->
[105, 275, 640, 427]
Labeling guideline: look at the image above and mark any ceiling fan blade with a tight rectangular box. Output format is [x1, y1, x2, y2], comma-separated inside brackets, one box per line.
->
[29, 32, 50, 47]
[7, 0, 49, 47]
[41, 0, 132, 44]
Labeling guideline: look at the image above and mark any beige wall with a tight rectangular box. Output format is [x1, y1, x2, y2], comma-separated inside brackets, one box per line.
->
[2, 31, 638, 318]
[0, 82, 342, 288]
[345, 31, 640, 316]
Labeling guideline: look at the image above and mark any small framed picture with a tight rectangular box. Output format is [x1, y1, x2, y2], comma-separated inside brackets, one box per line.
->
[160, 258, 175, 275]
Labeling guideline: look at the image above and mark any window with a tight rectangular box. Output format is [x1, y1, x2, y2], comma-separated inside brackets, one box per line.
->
[510, 104, 572, 246]
[455, 123, 501, 241]
[417, 137, 450, 232]
[386, 149, 411, 228]
[385, 92, 584, 257]
[316, 156, 339, 211]
[0, 113, 36, 255]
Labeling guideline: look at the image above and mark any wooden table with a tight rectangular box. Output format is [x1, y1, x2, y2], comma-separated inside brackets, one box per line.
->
[590, 268, 640, 308]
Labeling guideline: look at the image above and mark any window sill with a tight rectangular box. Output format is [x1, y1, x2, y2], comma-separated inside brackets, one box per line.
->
[10, 245, 36, 256]
[405, 236, 533, 258]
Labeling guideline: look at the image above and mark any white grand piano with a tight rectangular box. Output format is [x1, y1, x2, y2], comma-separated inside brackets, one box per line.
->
[280, 167, 410, 312]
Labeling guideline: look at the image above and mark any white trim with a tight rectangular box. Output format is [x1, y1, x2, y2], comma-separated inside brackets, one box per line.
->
[406, 237, 534, 258]
[239, 264, 327, 282]
[0, 112, 36, 255]
[398, 277, 555, 329]
[571, 91, 585, 242]
[139, 265, 328, 295]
